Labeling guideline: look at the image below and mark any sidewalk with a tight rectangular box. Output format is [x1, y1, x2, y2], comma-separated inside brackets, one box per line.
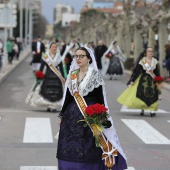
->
[0, 47, 31, 84]
[125, 70, 170, 90]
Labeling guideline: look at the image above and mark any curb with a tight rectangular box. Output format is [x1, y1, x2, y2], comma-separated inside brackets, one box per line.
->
[0, 47, 31, 84]
[125, 70, 170, 90]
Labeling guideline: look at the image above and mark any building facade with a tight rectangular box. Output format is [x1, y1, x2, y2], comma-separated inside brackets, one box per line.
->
[53, 4, 73, 24]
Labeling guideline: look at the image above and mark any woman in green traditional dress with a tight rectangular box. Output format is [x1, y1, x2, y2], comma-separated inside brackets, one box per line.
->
[117, 47, 160, 117]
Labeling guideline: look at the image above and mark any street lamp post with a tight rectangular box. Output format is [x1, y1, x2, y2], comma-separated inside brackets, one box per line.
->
[25, 0, 35, 46]
[9, 0, 13, 38]
[28, 5, 33, 45]
[19, 0, 23, 43]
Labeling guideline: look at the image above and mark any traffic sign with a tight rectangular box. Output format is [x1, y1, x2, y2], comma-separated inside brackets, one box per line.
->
[0, 4, 16, 27]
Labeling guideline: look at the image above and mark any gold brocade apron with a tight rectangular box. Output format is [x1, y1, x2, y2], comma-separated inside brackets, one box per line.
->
[70, 69, 118, 170]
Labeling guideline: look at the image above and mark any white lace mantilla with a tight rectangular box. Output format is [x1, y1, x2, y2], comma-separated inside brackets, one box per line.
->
[139, 57, 158, 73]
[68, 67, 105, 96]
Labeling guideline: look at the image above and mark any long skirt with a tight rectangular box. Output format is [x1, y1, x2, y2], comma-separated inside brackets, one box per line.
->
[107, 56, 123, 76]
[117, 76, 158, 111]
[57, 98, 127, 170]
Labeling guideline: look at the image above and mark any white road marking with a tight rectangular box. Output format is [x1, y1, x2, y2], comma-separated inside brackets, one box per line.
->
[20, 166, 58, 170]
[23, 118, 53, 143]
[168, 120, 170, 123]
[120, 105, 169, 113]
[0, 109, 38, 113]
[122, 119, 170, 144]
[126, 167, 136, 170]
[20, 166, 133, 170]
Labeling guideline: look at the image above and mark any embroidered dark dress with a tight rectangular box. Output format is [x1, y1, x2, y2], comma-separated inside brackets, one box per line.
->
[57, 86, 104, 163]
[39, 60, 63, 102]
[107, 49, 123, 76]
[57, 68, 127, 170]
[131, 63, 160, 106]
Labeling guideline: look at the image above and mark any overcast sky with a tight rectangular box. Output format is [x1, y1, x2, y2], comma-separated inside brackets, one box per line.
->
[41, 0, 86, 24]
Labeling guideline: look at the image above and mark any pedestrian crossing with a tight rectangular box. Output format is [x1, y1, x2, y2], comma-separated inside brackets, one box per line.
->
[120, 105, 170, 114]
[20, 167, 58, 170]
[23, 118, 53, 143]
[122, 119, 170, 144]
[20, 166, 135, 170]
[20, 116, 170, 170]
[20, 166, 136, 170]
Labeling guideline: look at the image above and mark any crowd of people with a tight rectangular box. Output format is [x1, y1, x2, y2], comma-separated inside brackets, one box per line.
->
[24, 36, 168, 170]
[0, 37, 22, 73]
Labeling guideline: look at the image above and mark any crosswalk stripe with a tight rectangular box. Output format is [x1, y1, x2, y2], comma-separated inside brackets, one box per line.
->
[120, 105, 169, 113]
[20, 166, 134, 170]
[122, 119, 170, 144]
[20, 166, 58, 170]
[126, 167, 135, 170]
[23, 118, 53, 143]
[168, 120, 170, 123]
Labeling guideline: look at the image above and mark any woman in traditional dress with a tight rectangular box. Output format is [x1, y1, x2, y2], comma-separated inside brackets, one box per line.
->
[106, 41, 126, 80]
[56, 47, 127, 170]
[26, 42, 65, 112]
[117, 47, 160, 117]
[101, 41, 126, 80]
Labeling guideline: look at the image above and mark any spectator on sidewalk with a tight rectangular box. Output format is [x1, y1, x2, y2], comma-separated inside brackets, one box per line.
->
[13, 39, 19, 60]
[16, 37, 22, 60]
[6, 38, 14, 64]
[0, 39, 3, 71]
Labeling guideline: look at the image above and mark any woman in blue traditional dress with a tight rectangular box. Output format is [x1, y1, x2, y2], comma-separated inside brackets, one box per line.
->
[117, 47, 160, 117]
[56, 47, 127, 170]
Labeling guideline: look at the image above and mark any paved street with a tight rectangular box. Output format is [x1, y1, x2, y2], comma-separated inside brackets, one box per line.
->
[0, 56, 170, 170]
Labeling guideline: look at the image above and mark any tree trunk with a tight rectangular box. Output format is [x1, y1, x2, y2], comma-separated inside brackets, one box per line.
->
[148, 28, 155, 48]
[158, 21, 167, 75]
[117, 21, 124, 50]
[125, 19, 131, 58]
[134, 27, 143, 60]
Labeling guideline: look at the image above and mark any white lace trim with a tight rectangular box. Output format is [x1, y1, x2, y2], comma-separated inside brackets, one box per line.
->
[68, 67, 105, 96]
[139, 57, 158, 74]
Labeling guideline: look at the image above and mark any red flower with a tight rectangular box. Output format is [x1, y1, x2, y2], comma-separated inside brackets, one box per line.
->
[154, 76, 164, 83]
[35, 51, 39, 55]
[85, 103, 108, 116]
[105, 53, 111, 58]
[65, 57, 69, 63]
[36, 71, 44, 79]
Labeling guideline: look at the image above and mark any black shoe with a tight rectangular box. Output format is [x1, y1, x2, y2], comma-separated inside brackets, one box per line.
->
[140, 110, 144, 116]
[47, 108, 51, 112]
[109, 77, 112, 80]
[150, 112, 156, 117]
[51, 109, 57, 113]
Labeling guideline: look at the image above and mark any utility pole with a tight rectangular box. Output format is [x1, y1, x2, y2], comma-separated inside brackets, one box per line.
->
[19, 0, 23, 43]
[9, 0, 13, 38]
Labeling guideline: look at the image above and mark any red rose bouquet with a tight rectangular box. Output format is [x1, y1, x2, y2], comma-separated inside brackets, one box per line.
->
[32, 71, 44, 91]
[105, 53, 111, 59]
[36, 71, 45, 79]
[65, 57, 70, 63]
[154, 76, 164, 83]
[35, 51, 40, 55]
[154, 76, 164, 94]
[83, 103, 111, 147]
